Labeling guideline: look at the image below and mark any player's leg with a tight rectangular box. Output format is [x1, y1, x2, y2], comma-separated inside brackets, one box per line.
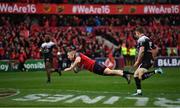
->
[140, 52, 163, 80]
[104, 68, 133, 76]
[45, 58, 58, 83]
[133, 67, 163, 96]
[103, 68, 132, 84]
[92, 62, 132, 84]
[141, 68, 163, 80]
[22, 62, 27, 71]
[45, 61, 51, 83]
[132, 68, 144, 96]
[139, 59, 163, 80]
[49, 68, 61, 75]
[49, 58, 61, 76]
[18, 62, 23, 71]
[104, 68, 122, 76]
[58, 60, 63, 74]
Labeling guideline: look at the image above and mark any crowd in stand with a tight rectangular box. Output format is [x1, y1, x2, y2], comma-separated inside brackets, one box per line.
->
[0, 15, 179, 61]
[0, 0, 180, 4]
[58, 15, 180, 26]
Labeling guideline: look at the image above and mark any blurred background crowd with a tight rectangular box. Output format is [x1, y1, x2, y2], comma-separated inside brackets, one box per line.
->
[0, 14, 179, 61]
[0, 0, 180, 68]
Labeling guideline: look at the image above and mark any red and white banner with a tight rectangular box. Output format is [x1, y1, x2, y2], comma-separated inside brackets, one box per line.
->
[0, 3, 179, 14]
[143, 5, 179, 14]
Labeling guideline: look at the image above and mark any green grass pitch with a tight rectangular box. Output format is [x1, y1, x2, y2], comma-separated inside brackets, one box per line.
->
[0, 67, 180, 107]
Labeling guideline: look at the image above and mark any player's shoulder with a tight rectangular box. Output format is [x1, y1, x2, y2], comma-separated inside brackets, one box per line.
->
[46, 41, 55, 47]
[77, 53, 86, 59]
[76, 52, 81, 57]
[138, 35, 149, 43]
[49, 41, 55, 44]
[47, 41, 55, 45]
[41, 42, 47, 48]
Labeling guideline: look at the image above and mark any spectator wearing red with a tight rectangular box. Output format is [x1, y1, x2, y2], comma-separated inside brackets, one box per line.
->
[160, 46, 168, 56]
[10, 50, 17, 60]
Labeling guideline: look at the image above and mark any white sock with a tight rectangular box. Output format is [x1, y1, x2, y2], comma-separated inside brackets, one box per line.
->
[155, 69, 158, 74]
[137, 89, 142, 93]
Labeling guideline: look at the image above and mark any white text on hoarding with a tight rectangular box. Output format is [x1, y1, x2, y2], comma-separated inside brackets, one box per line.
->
[72, 5, 110, 14]
[144, 5, 179, 14]
[0, 3, 36, 13]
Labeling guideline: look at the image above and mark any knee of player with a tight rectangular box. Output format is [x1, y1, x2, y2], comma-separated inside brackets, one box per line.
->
[138, 73, 143, 80]
[134, 73, 139, 77]
[104, 71, 111, 75]
[138, 75, 142, 80]
[103, 68, 112, 75]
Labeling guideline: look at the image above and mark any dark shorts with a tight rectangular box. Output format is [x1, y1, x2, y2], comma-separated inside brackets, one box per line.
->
[139, 52, 154, 69]
[44, 57, 53, 64]
[93, 62, 107, 75]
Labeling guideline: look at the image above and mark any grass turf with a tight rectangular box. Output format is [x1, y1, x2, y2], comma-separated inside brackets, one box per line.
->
[0, 67, 179, 107]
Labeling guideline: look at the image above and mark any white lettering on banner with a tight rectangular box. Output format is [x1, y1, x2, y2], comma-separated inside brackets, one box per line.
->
[157, 58, 180, 67]
[154, 98, 180, 107]
[125, 97, 149, 106]
[65, 95, 105, 104]
[12, 94, 180, 107]
[103, 96, 120, 104]
[13, 94, 48, 101]
[0, 64, 8, 71]
[22, 7, 27, 13]
[144, 5, 179, 14]
[24, 62, 45, 69]
[0, 3, 36, 13]
[72, 5, 110, 14]
[38, 95, 74, 102]
[158, 59, 163, 66]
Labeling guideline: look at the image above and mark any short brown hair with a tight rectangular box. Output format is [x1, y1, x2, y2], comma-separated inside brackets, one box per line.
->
[135, 26, 144, 33]
[68, 50, 76, 55]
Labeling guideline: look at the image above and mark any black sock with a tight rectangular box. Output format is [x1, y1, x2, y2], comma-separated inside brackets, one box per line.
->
[122, 73, 127, 78]
[123, 71, 133, 75]
[47, 76, 51, 82]
[52, 69, 59, 73]
[142, 71, 155, 80]
[54, 69, 58, 72]
[134, 77, 141, 89]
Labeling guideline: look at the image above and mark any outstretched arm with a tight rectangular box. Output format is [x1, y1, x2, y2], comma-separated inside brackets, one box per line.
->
[64, 57, 81, 71]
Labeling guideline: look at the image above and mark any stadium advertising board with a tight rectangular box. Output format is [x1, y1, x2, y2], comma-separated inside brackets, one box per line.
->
[0, 3, 179, 14]
[0, 59, 45, 72]
[154, 56, 180, 67]
[96, 57, 180, 68]
[0, 56, 179, 71]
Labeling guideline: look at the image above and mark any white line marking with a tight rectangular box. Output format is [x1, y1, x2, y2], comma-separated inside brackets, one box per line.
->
[66, 90, 130, 94]
[0, 88, 20, 98]
[13, 89, 180, 96]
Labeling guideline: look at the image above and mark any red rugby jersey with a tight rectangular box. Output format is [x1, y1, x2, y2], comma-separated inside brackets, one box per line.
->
[78, 53, 95, 72]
